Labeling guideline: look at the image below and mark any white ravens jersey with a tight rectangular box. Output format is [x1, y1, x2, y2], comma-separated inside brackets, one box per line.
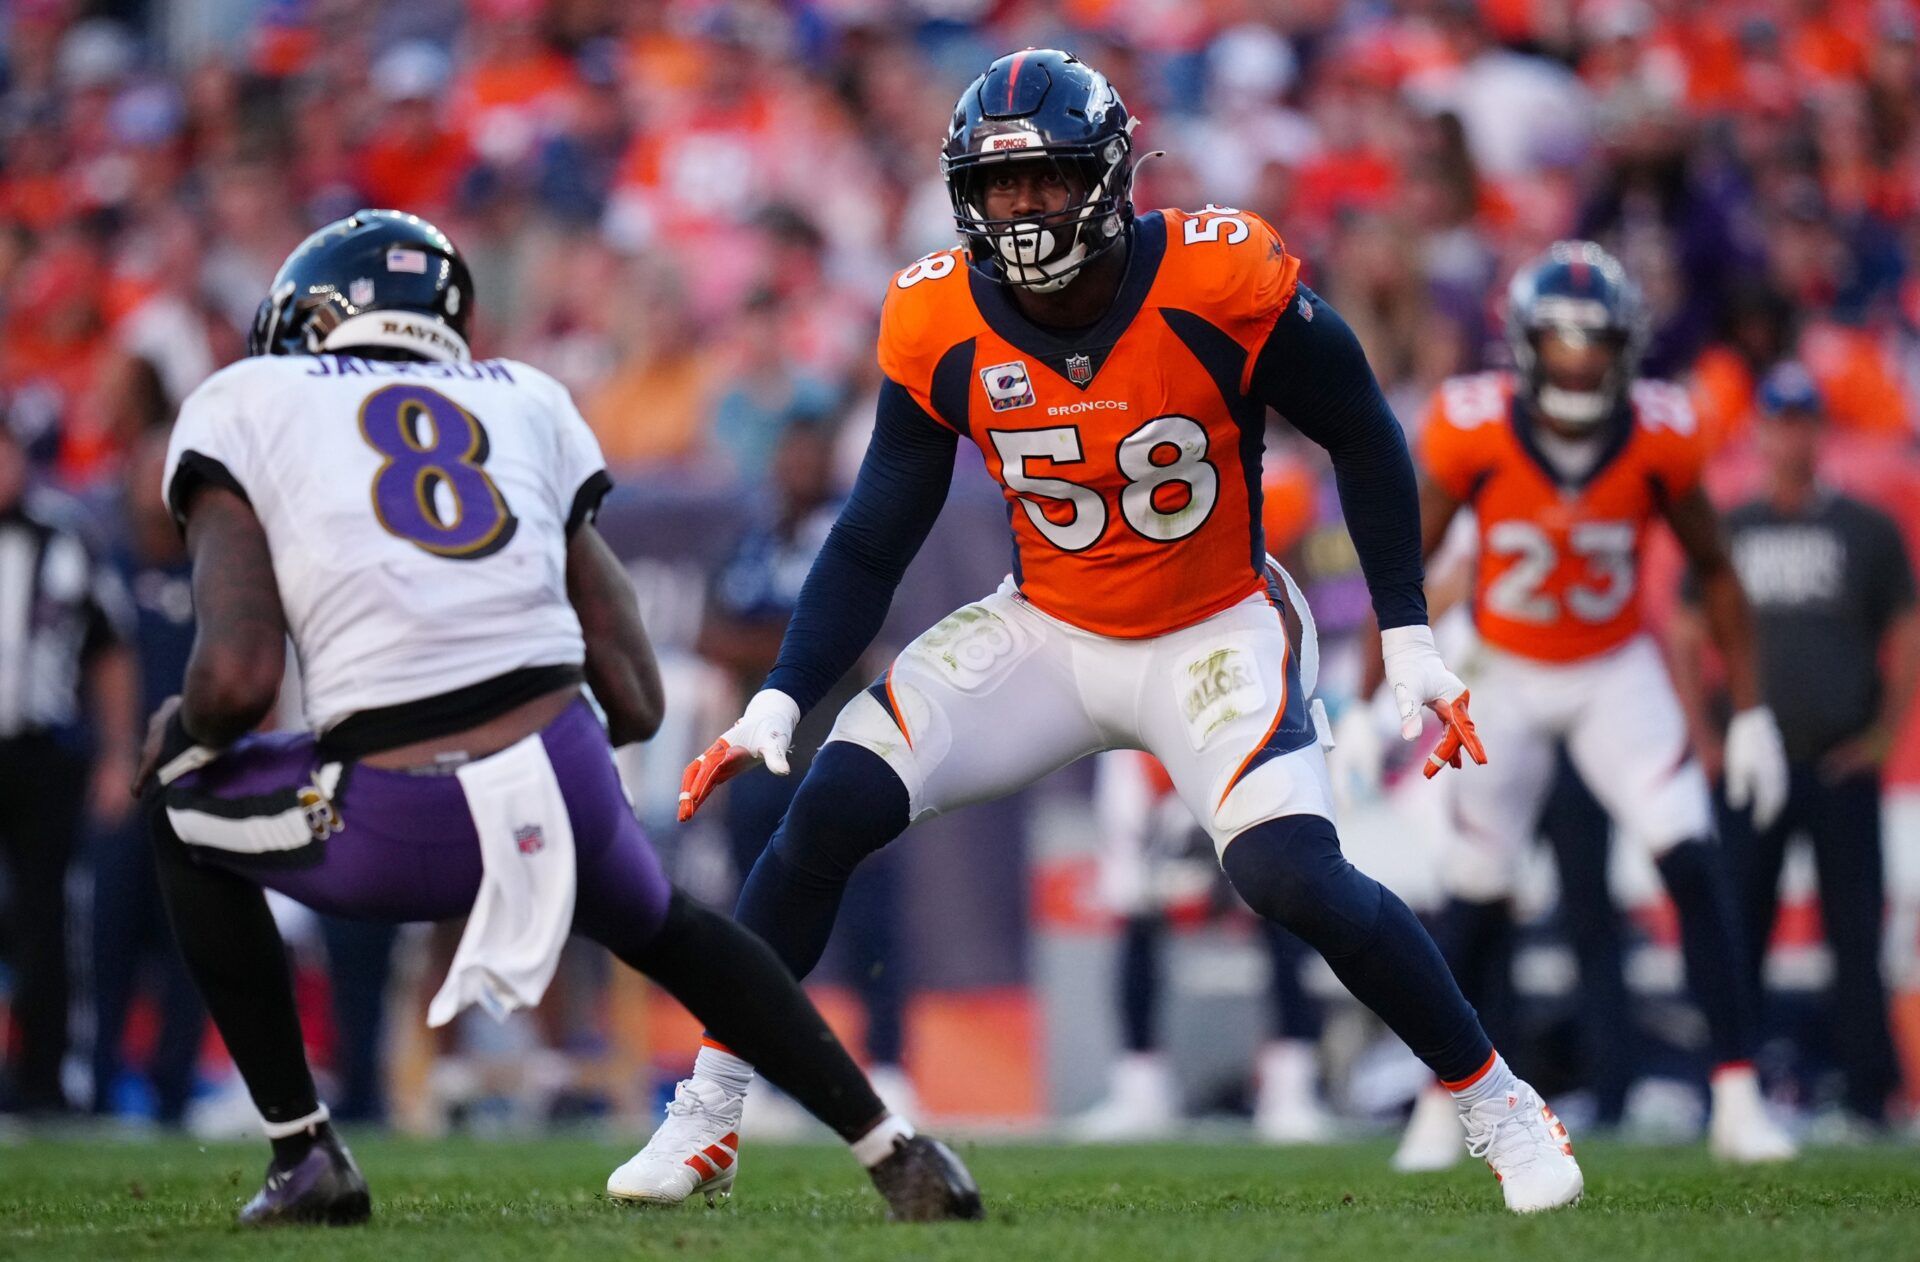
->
[163, 353, 609, 736]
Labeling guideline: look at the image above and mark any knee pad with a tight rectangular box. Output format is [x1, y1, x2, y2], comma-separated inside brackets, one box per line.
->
[767, 742, 911, 882]
[1220, 814, 1383, 958]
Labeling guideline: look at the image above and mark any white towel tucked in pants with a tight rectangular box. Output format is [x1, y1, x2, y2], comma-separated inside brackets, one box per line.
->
[427, 732, 578, 1027]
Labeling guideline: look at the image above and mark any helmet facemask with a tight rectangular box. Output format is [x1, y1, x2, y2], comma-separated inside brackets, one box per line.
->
[1512, 298, 1634, 433]
[946, 135, 1133, 293]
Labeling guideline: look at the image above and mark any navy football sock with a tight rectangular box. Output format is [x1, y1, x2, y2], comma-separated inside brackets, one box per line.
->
[1656, 838, 1759, 1066]
[1221, 814, 1492, 1083]
[729, 742, 911, 981]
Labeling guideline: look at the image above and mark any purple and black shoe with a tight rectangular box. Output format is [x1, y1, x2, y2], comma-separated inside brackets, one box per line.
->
[867, 1134, 985, 1222]
[238, 1129, 372, 1227]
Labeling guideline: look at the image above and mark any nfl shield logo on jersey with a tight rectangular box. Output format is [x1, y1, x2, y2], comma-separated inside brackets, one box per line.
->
[1065, 353, 1093, 386]
[980, 360, 1036, 412]
[514, 824, 545, 856]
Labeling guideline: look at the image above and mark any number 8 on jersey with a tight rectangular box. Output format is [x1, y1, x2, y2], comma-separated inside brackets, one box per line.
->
[358, 383, 519, 560]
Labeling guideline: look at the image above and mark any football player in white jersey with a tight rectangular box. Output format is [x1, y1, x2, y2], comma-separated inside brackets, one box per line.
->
[134, 210, 980, 1227]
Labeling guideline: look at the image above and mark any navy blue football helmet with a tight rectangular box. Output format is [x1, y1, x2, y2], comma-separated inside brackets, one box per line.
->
[941, 49, 1136, 292]
[249, 209, 474, 361]
[1505, 240, 1647, 430]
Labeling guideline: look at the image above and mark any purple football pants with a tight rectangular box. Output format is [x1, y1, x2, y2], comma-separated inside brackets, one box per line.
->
[168, 699, 673, 958]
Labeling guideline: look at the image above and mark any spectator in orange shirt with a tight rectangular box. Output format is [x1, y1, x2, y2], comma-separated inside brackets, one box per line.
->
[1800, 320, 1913, 437]
[1786, 2, 1867, 85]
[0, 231, 114, 481]
[0, 109, 73, 232]
[358, 43, 473, 218]
[1761, 183, 1914, 437]
[1689, 282, 1797, 453]
[582, 261, 717, 469]
[1291, 68, 1402, 232]
[450, 0, 577, 168]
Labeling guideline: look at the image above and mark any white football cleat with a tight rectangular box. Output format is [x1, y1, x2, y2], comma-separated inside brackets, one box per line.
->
[607, 1078, 744, 1206]
[1462, 1081, 1584, 1213]
[1069, 1052, 1180, 1141]
[1392, 1085, 1463, 1171]
[1708, 1065, 1797, 1164]
[1253, 1041, 1335, 1144]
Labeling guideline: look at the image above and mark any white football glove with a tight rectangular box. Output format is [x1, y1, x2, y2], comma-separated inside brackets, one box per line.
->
[1380, 624, 1487, 778]
[677, 688, 800, 822]
[1723, 706, 1789, 830]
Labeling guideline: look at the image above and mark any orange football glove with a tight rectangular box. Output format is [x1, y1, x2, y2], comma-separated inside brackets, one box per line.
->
[1422, 689, 1487, 779]
[676, 689, 800, 823]
[678, 739, 757, 822]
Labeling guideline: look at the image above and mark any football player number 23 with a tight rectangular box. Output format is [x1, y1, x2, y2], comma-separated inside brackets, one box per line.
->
[359, 384, 519, 560]
[990, 415, 1219, 550]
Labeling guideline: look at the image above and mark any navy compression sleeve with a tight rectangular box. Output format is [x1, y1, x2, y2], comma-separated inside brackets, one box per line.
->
[1247, 286, 1427, 629]
[763, 378, 958, 714]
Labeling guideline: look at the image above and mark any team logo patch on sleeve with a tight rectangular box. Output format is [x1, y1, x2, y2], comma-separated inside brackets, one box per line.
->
[980, 360, 1036, 412]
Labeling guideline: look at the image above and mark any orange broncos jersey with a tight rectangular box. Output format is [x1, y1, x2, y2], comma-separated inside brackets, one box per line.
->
[878, 207, 1301, 639]
[1421, 371, 1706, 663]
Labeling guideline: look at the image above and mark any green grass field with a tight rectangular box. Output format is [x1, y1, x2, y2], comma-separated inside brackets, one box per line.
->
[3, 1136, 1916, 1262]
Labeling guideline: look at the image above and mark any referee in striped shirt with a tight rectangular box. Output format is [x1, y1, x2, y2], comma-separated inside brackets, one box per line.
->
[0, 418, 138, 1117]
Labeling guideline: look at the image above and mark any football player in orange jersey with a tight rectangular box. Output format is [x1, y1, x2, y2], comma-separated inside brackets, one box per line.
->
[1387, 242, 1796, 1170]
[611, 49, 1581, 1213]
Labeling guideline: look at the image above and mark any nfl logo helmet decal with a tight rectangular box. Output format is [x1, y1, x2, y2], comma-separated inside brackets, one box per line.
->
[349, 277, 376, 308]
[980, 360, 1036, 412]
[1065, 353, 1094, 386]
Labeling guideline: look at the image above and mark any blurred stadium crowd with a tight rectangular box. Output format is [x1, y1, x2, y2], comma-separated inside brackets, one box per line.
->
[2, 0, 1920, 1141]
